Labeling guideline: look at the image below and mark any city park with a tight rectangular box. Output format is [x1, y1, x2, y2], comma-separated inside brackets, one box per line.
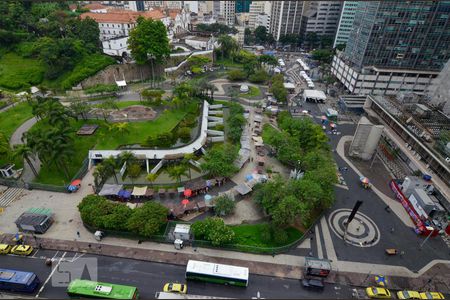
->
[0, 10, 338, 253]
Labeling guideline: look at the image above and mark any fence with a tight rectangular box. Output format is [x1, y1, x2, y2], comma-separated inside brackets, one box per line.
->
[0, 156, 90, 194]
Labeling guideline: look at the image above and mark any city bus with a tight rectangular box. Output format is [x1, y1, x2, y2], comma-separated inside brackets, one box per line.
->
[0, 268, 40, 293]
[185, 260, 249, 287]
[67, 279, 139, 299]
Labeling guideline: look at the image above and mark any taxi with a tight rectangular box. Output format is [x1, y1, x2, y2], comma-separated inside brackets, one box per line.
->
[397, 290, 421, 299]
[163, 283, 187, 294]
[366, 287, 391, 299]
[0, 244, 12, 254]
[11, 244, 33, 256]
[419, 292, 445, 300]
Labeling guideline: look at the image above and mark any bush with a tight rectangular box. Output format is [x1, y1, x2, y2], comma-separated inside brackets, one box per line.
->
[226, 102, 245, 143]
[260, 224, 272, 244]
[214, 195, 236, 216]
[227, 69, 246, 81]
[272, 226, 289, 244]
[248, 69, 269, 83]
[192, 217, 235, 246]
[177, 127, 192, 142]
[145, 132, 176, 148]
[61, 54, 115, 90]
[78, 195, 168, 236]
[84, 84, 119, 94]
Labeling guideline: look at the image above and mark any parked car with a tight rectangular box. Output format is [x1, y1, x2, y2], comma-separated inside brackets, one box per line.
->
[163, 283, 187, 294]
[301, 278, 324, 290]
[397, 291, 421, 299]
[11, 245, 33, 256]
[419, 292, 445, 300]
[366, 287, 391, 299]
[0, 244, 12, 254]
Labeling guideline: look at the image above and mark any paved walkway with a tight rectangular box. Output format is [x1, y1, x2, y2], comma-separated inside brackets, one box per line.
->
[8, 117, 40, 182]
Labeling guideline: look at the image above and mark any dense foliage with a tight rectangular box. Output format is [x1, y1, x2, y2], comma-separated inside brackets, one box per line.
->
[78, 195, 168, 236]
[200, 143, 239, 178]
[0, 1, 114, 90]
[270, 74, 287, 103]
[191, 217, 235, 246]
[196, 23, 238, 35]
[257, 112, 337, 227]
[214, 195, 236, 216]
[226, 102, 245, 143]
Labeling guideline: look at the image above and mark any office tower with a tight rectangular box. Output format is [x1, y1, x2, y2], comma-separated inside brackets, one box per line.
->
[220, 1, 236, 25]
[269, 1, 306, 41]
[236, 0, 252, 13]
[305, 1, 343, 37]
[333, 1, 358, 48]
[331, 1, 450, 95]
[249, 1, 270, 29]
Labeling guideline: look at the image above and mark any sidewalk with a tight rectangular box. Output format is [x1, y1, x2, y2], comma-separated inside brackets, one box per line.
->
[2, 233, 449, 292]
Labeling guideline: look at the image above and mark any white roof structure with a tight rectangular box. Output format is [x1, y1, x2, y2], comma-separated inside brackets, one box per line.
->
[98, 184, 123, 196]
[304, 90, 326, 101]
[30, 86, 40, 94]
[89, 101, 210, 163]
[132, 186, 147, 196]
[274, 67, 281, 73]
[116, 80, 127, 87]
[240, 84, 249, 92]
[296, 58, 310, 71]
[283, 82, 296, 89]
[174, 224, 191, 234]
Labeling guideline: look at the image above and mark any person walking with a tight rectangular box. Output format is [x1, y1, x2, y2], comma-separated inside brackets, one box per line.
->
[77, 231, 80, 238]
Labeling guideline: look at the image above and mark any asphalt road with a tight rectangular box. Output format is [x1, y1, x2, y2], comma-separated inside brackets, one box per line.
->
[1, 250, 354, 299]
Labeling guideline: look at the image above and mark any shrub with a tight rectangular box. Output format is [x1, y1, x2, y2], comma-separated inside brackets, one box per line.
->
[126, 202, 168, 237]
[248, 69, 269, 83]
[192, 217, 235, 246]
[84, 84, 119, 94]
[260, 224, 272, 244]
[227, 69, 246, 81]
[272, 226, 288, 244]
[226, 102, 245, 143]
[177, 127, 192, 142]
[145, 132, 176, 148]
[214, 195, 236, 216]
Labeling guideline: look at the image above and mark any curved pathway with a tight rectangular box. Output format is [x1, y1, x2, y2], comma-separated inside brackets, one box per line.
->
[9, 117, 41, 182]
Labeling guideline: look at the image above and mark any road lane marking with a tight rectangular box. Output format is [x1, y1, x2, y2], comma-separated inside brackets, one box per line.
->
[315, 225, 323, 259]
[51, 250, 59, 260]
[31, 249, 39, 258]
[35, 252, 66, 298]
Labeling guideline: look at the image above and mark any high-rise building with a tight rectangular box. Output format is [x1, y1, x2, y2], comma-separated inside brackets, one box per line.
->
[428, 59, 450, 117]
[236, 0, 252, 13]
[269, 1, 307, 41]
[333, 1, 358, 48]
[248, 1, 266, 29]
[219, 1, 236, 25]
[304, 1, 342, 37]
[331, 1, 450, 96]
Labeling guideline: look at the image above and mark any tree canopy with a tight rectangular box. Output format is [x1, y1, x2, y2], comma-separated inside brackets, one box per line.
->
[200, 143, 239, 178]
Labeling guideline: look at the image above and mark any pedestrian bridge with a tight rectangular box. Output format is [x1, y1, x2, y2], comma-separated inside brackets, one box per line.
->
[88, 101, 210, 173]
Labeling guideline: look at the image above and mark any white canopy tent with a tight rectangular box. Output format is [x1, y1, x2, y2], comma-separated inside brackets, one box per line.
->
[303, 89, 326, 103]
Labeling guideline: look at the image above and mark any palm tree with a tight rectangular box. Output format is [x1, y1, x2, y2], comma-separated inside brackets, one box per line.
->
[102, 156, 119, 184]
[70, 101, 90, 121]
[114, 122, 130, 137]
[182, 153, 195, 180]
[166, 164, 188, 183]
[146, 172, 158, 187]
[118, 151, 136, 167]
[13, 144, 38, 177]
[93, 164, 108, 188]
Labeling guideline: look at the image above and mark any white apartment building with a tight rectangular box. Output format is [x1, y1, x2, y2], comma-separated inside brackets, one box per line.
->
[304, 1, 342, 37]
[255, 14, 270, 31]
[331, 52, 439, 96]
[333, 1, 358, 48]
[249, 1, 266, 29]
[102, 36, 131, 57]
[184, 1, 199, 13]
[269, 1, 306, 41]
[219, 1, 236, 26]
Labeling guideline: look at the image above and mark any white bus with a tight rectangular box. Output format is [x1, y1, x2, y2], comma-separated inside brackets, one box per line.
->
[185, 260, 249, 287]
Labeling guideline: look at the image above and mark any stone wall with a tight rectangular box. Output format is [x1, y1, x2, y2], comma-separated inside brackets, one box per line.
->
[80, 62, 164, 88]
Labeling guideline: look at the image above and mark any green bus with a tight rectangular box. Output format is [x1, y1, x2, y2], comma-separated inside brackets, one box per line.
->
[186, 260, 249, 287]
[67, 279, 139, 299]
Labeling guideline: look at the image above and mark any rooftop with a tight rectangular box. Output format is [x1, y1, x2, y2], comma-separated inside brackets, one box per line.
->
[83, 3, 107, 10]
[80, 9, 165, 24]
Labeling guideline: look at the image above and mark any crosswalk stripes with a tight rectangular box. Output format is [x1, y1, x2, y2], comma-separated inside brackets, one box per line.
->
[0, 187, 25, 208]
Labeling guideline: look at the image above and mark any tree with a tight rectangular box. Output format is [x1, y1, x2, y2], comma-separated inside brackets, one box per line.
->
[177, 127, 191, 143]
[127, 163, 141, 183]
[227, 69, 246, 81]
[244, 27, 254, 45]
[109, 122, 130, 137]
[70, 100, 90, 120]
[271, 74, 287, 103]
[311, 49, 333, 64]
[13, 144, 38, 177]
[335, 43, 346, 51]
[214, 195, 236, 216]
[248, 69, 269, 83]
[118, 151, 136, 167]
[217, 34, 239, 60]
[271, 196, 302, 228]
[200, 144, 239, 178]
[126, 201, 168, 236]
[102, 156, 119, 184]
[166, 164, 188, 183]
[254, 26, 267, 45]
[146, 172, 158, 187]
[128, 16, 170, 87]
[305, 32, 319, 49]
[141, 89, 164, 106]
[191, 217, 235, 246]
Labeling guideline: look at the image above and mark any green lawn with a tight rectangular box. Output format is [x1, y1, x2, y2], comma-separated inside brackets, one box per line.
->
[31, 103, 197, 185]
[0, 53, 45, 90]
[240, 86, 261, 98]
[215, 58, 244, 69]
[231, 224, 303, 248]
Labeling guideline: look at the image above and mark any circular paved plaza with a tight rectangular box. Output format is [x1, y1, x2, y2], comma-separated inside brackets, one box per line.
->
[328, 208, 381, 247]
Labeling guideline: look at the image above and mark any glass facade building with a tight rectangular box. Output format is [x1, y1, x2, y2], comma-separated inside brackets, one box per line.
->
[235, 0, 252, 13]
[345, 1, 450, 72]
[333, 1, 358, 48]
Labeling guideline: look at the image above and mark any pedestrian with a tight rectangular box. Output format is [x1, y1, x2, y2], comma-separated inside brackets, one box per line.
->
[384, 205, 391, 212]
[390, 227, 395, 233]
[88, 244, 91, 248]
[77, 231, 80, 238]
